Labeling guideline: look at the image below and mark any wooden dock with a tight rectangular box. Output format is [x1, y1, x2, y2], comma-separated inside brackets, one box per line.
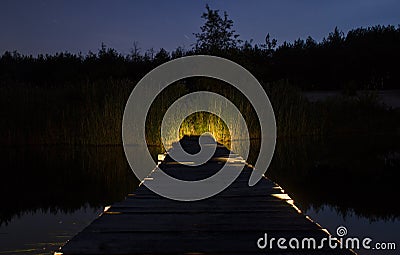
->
[60, 137, 355, 254]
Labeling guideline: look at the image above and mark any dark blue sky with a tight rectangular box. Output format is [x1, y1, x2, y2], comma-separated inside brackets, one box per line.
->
[1, 0, 399, 55]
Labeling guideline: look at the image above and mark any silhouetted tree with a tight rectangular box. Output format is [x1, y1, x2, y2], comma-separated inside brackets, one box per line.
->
[0, 6, 399, 92]
[323, 27, 345, 47]
[193, 5, 241, 53]
[264, 33, 277, 50]
[130, 41, 141, 63]
[154, 48, 170, 64]
[171, 46, 185, 59]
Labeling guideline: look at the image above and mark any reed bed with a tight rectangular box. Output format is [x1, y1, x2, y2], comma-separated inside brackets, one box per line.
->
[0, 78, 397, 147]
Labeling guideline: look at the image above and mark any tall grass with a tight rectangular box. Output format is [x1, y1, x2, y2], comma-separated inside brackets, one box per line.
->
[178, 112, 231, 145]
[144, 78, 255, 148]
[0, 78, 398, 146]
[0, 79, 132, 145]
[265, 82, 325, 137]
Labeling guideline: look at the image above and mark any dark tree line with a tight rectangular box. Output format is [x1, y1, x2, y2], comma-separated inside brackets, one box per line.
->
[271, 25, 400, 90]
[1, 5, 400, 90]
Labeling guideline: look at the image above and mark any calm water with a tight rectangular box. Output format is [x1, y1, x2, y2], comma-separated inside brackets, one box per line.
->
[0, 136, 399, 254]
[304, 89, 400, 109]
[267, 136, 400, 254]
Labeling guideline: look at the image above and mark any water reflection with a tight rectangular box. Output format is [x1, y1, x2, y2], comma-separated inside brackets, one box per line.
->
[306, 205, 399, 255]
[0, 135, 399, 254]
[266, 135, 400, 254]
[0, 146, 140, 227]
[0, 207, 102, 254]
[266, 135, 400, 221]
[1, 136, 399, 223]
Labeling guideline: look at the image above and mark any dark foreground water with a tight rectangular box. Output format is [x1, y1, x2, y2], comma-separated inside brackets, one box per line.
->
[0, 136, 399, 254]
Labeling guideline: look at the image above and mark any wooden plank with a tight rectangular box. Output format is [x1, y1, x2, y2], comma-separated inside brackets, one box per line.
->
[80, 213, 317, 232]
[60, 137, 355, 255]
[62, 231, 348, 255]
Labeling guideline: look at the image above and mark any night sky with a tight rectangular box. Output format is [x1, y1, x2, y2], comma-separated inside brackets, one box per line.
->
[1, 0, 399, 55]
